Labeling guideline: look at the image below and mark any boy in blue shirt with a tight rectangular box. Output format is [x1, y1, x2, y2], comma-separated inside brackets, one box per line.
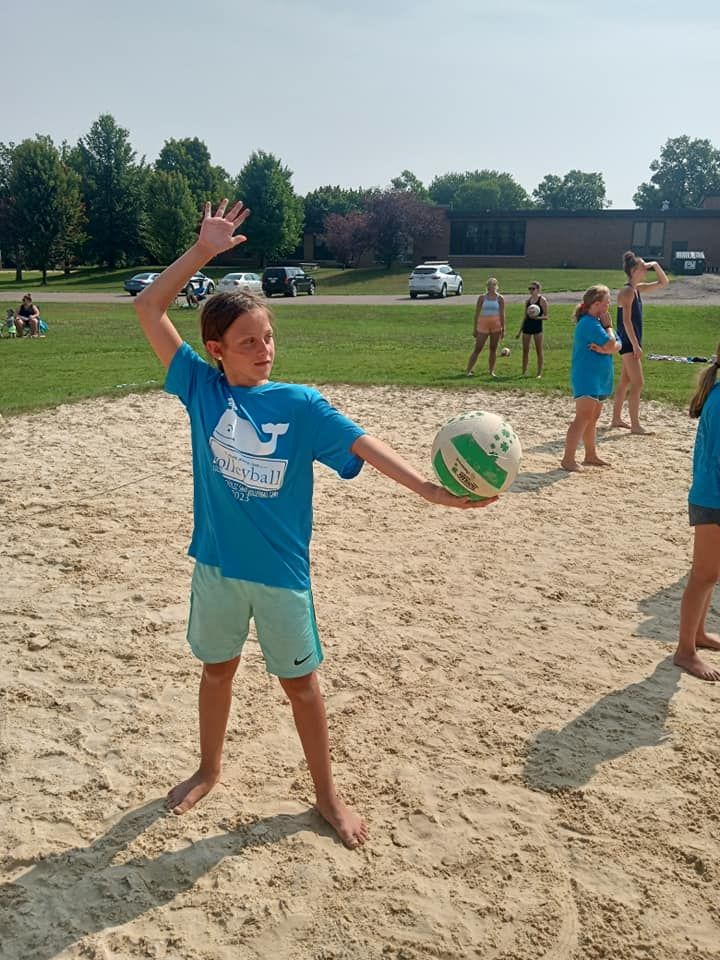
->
[561, 285, 621, 472]
[135, 200, 496, 848]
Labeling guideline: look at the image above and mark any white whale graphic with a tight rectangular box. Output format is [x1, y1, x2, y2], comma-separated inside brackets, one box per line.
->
[210, 409, 290, 493]
[212, 409, 289, 456]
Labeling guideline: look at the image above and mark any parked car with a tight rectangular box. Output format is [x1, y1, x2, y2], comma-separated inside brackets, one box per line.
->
[408, 262, 463, 299]
[262, 266, 316, 297]
[123, 272, 160, 295]
[217, 272, 263, 295]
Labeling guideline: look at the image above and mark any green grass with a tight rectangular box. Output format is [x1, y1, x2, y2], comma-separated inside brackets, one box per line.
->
[0, 265, 630, 296]
[0, 302, 715, 416]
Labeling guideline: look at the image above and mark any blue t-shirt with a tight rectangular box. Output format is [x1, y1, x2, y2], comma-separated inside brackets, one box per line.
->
[165, 342, 365, 589]
[571, 314, 619, 398]
[689, 382, 720, 509]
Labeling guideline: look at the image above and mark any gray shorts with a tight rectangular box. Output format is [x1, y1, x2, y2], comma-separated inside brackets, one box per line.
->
[688, 503, 720, 526]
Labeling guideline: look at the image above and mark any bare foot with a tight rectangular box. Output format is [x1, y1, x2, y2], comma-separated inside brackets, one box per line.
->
[582, 457, 611, 467]
[697, 632, 720, 651]
[630, 426, 654, 435]
[673, 651, 720, 682]
[316, 793, 369, 849]
[560, 460, 583, 472]
[610, 420, 631, 429]
[166, 768, 220, 815]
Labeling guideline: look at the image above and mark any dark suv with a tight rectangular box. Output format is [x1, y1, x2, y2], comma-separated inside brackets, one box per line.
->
[262, 266, 316, 298]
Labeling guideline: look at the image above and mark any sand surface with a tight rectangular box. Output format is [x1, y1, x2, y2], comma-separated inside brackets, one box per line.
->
[2, 385, 719, 959]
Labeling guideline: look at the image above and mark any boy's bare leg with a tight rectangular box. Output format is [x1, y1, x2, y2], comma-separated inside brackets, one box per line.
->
[674, 527, 720, 681]
[280, 672, 369, 849]
[167, 656, 241, 813]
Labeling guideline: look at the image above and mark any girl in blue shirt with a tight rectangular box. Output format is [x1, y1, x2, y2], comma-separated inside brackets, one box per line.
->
[674, 350, 720, 681]
[134, 200, 497, 848]
[561, 285, 621, 472]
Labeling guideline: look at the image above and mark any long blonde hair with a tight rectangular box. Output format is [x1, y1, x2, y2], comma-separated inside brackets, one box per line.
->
[689, 344, 720, 418]
[572, 284, 610, 322]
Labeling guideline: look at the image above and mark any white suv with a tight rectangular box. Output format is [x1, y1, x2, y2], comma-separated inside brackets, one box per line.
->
[409, 262, 463, 299]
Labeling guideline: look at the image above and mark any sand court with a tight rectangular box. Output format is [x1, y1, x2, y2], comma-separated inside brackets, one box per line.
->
[1, 385, 719, 959]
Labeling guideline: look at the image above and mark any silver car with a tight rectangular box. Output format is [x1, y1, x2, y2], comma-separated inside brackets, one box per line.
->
[409, 262, 463, 299]
[217, 272, 263, 295]
[123, 272, 160, 296]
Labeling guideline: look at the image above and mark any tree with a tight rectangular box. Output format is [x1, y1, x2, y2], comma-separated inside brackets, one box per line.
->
[0, 141, 22, 279]
[428, 169, 531, 209]
[321, 211, 371, 267]
[9, 136, 85, 283]
[53, 150, 86, 276]
[633, 136, 720, 210]
[428, 172, 469, 205]
[533, 170, 610, 210]
[156, 137, 231, 208]
[390, 169, 429, 200]
[144, 170, 198, 264]
[72, 114, 147, 267]
[303, 185, 367, 236]
[365, 190, 444, 269]
[235, 151, 303, 266]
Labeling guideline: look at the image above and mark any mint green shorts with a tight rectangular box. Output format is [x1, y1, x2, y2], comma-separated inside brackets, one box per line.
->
[187, 563, 323, 677]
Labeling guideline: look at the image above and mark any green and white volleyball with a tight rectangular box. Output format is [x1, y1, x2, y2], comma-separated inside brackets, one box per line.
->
[431, 411, 522, 499]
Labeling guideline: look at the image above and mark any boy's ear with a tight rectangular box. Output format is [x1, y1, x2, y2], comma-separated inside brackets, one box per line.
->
[205, 339, 222, 361]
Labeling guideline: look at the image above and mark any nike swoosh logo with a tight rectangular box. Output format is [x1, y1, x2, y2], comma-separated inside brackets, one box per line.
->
[294, 652, 313, 666]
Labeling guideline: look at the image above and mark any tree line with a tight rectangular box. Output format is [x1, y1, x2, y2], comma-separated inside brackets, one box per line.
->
[1, 113, 718, 280]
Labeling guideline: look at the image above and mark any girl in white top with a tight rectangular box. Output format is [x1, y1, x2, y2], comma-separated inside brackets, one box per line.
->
[465, 278, 505, 377]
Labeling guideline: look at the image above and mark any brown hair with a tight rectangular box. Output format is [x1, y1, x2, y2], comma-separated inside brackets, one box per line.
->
[623, 250, 642, 277]
[200, 292, 273, 373]
[689, 345, 720, 418]
[572, 284, 610, 322]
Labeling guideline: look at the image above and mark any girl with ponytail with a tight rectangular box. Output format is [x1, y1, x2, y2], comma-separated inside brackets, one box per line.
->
[673, 347, 720, 681]
[610, 250, 669, 433]
[560, 285, 621, 472]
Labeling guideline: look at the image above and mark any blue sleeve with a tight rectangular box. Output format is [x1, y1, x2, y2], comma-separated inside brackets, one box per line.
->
[308, 390, 366, 479]
[165, 342, 212, 407]
[584, 317, 614, 347]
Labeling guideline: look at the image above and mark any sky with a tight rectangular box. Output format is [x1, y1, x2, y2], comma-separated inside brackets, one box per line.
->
[5, 0, 720, 208]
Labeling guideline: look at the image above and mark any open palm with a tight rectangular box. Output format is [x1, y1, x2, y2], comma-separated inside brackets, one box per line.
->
[198, 200, 250, 256]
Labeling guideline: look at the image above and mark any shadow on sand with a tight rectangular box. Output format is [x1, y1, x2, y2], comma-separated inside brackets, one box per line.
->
[523, 658, 680, 793]
[0, 800, 328, 959]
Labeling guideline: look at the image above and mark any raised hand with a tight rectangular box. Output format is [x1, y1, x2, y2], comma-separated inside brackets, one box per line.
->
[197, 199, 251, 256]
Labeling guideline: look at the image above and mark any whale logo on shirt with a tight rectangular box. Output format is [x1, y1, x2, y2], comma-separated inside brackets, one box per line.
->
[209, 410, 289, 494]
[212, 409, 289, 456]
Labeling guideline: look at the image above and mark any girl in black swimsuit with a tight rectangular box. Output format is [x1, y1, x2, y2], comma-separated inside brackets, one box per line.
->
[516, 281, 548, 378]
[610, 251, 669, 433]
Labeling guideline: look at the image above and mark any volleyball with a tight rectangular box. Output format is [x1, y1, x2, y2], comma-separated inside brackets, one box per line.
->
[527, 303, 541, 319]
[431, 411, 522, 499]
[500, 346, 511, 357]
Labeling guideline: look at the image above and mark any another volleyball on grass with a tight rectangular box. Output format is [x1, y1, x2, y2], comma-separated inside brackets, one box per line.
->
[500, 346, 511, 357]
[527, 303, 541, 319]
[431, 411, 522, 499]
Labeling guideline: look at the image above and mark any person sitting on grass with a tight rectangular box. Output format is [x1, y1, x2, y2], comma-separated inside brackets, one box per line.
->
[15, 294, 40, 337]
[133, 199, 498, 849]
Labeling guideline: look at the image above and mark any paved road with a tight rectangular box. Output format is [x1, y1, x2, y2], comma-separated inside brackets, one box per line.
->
[2, 290, 718, 307]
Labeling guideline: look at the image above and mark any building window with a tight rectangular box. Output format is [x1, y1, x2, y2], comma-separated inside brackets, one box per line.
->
[631, 220, 665, 257]
[450, 220, 526, 256]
